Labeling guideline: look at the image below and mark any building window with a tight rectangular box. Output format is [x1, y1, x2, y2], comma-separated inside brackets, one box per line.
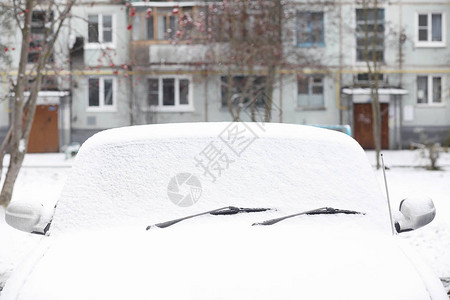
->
[220, 76, 267, 108]
[297, 75, 324, 109]
[88, 78, 115, 110]
[88, 14, 113, 44]
[296, 11, 324, 47]
[147, 9, 179, 40]
[417, 76, 442, 105]
[132, 7, 193, 41]
[356, 8, 384, 62]
[147, 77, 192, 111]
[355, 73, 384, 86]
[28, 11, 54, 63]
[416, 12, 445, 46]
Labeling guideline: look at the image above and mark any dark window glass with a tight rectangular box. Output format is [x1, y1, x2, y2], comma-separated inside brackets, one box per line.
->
[432, 77, 441, 103]
[88, 15, 99, 43]
[418, 14, 427, 26]
[28, 11, 53, 63]
[179, 79, 189, 105]
[104, 79, 113, 105]
[220, 76, 266, 107]
[148, 79, 159, 106]
[431, 14, 442, 42]
[418, 29, 428, 41]
[89, 78, 100, 107]
[416, 76, 428, 104]
[168, 15, 177, 39]
[163, 79, 175, 106]
[147, 16, 154, 40]
[312, 86, 323, 94]
[297, 77, 308, 94]
[310, 13, 324, 44]
[296, 11, 324, 46]
[356, 9, 384, 62]
[103, 15, 113, 43]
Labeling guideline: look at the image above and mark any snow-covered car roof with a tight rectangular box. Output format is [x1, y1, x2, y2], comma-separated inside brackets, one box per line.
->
[50, 122, 390, 235]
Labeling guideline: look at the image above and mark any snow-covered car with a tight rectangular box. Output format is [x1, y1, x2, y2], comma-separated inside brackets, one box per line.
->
[2, 123, 448, 300]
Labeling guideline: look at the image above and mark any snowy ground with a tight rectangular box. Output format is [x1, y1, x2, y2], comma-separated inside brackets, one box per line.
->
[1, 150, 449, 295]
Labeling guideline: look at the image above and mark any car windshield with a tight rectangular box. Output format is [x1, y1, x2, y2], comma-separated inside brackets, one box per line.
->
[252, 207, 364, 226]
[146, 206, 273, 229]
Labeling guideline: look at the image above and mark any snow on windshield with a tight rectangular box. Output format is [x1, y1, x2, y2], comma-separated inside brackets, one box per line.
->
[50, 123, 391, 234]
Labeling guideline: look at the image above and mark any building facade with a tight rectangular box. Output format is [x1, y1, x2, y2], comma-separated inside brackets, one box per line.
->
[0, 0, 449, 151]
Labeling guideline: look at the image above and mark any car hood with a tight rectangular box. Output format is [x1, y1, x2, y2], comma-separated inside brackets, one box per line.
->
[2, 223, 447, 300]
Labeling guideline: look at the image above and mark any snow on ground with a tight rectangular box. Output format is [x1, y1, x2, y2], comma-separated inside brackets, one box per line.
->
[0, 154, 72, 291]
[0, 150, 449, 294]
[366, 150, 450, 293]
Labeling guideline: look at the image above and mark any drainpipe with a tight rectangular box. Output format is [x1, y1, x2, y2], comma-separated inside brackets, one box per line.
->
[68, 13, 73, 146]
[338, 0, 343, 125]
[279, 74, 283, 123]
[398, 0, 404, 148]
[204, 69, 208, 122]
[128, 4, 134, 125]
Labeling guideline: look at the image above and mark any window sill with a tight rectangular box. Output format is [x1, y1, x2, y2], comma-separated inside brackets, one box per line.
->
[296, 106, 326, 111]
[296, 43, 325, 48]
[86, 107, 117, 112]
[145, 106, 195, 113]
[415, 42, 446, 48]
[415, 102, 447, 109]
[84, 43, 116, 50]
[415, 103, 446, 108]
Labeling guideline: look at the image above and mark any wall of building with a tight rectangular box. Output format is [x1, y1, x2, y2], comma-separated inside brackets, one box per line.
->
[390, 1, 450, 146]
[1, 0, 449, 149]
[69, 2, 132, 143]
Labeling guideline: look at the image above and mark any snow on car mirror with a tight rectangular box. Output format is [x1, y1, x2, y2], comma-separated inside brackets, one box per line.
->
[5, 201, 49, 234]
[394, 196, 436, 233]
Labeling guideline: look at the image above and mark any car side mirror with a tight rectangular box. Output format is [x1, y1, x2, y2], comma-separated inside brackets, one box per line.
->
[394, 196, 436, 233]
[5, 201, 53, 234]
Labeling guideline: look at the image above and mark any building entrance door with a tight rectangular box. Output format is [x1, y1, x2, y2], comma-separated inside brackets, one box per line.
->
[27, 105, 59, 153]
[353, 103, 389, 149]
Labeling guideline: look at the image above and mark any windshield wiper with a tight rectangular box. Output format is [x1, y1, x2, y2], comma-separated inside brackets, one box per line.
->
[146, 206, 272, 230]
[252, 207, 364, 226]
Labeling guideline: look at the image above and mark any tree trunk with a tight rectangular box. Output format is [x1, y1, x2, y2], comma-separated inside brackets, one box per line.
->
[0, 0, 34, 208]
[264, 66, 275, 122]
[0, 128, 12, 182]
[0, 0, 74, 208]
[362, 0, 382, 169]
[371, 86, 382, 169]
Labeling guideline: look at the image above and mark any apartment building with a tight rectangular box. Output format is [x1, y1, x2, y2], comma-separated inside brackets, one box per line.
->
[0, 0, 448, 151]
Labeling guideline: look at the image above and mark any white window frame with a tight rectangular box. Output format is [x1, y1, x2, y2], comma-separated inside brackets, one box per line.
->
[296, 75, 325, 110]
[86, 77, 117, 112]
[85, 14, 115, 49]
[416, 75, 444, 106]
[415, 12, 446, 48]
[147, 76, 194, 112]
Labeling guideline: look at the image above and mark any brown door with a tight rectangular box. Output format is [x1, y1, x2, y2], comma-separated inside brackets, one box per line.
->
[353, 103, 389, 149]
[27, 105, 59, 153]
